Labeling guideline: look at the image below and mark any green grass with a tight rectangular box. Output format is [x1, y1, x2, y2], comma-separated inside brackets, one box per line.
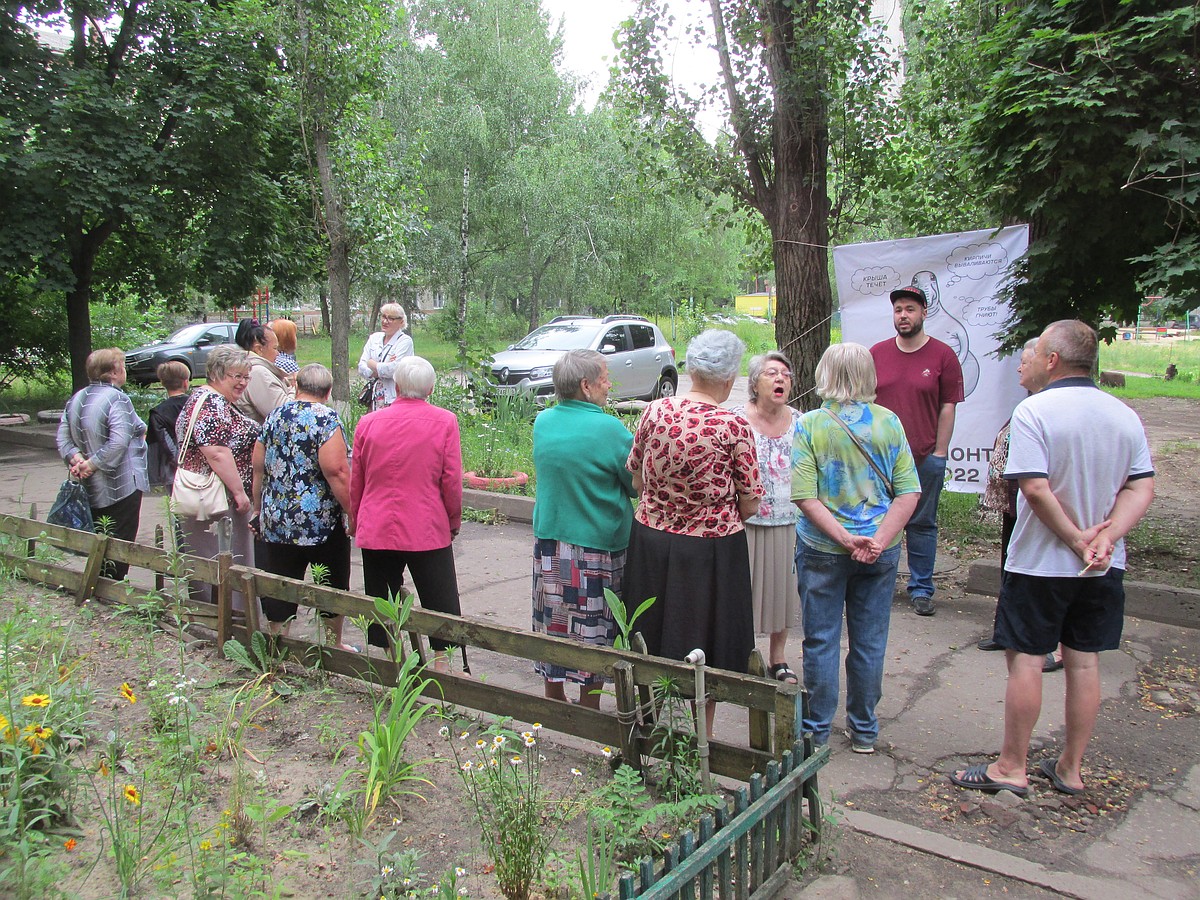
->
[295, 325, 462, 373]
[1107, 377, 1200, 400]
[1100, 336, 1200, 379]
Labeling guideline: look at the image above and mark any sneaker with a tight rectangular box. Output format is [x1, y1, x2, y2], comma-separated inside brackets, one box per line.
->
[977, 637, 1002, 651]
[913, 595, 936, 616]
[845, 730, 875, 754]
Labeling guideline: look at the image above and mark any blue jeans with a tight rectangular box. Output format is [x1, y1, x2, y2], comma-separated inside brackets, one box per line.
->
[905, 454, 947, 599]
[796, 543, 901, 744]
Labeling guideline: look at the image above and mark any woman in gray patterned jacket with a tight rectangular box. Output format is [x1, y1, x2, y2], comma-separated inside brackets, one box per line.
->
[56, 347, 149, 580]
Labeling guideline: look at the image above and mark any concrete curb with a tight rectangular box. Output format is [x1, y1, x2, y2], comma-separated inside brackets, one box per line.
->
[0, 423, 57, 450]
[462, 487, 534, 524]
[842, 809, 1126, 899]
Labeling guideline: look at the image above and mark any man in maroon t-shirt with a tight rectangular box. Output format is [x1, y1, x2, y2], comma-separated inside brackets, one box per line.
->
[870, 286, 965, 616]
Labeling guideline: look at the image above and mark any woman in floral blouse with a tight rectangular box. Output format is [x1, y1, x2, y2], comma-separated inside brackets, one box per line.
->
[733, 350, 803, 684]
[251, 364, 352, 645]
[174, 345, 260, 610]
[624, 329, 763, 735]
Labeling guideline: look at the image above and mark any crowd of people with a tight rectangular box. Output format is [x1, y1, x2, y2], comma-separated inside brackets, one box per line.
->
[57, 302, 1153, 783]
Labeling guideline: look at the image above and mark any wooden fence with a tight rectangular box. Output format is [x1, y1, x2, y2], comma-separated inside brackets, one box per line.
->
[617, 741, 828, 900]
[0, 512, 829, 893]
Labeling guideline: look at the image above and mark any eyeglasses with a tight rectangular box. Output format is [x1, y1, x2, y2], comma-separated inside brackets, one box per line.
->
[230, 373, 251, 383]
[761, 368, 792, 380]
[381, 315, 401, 322]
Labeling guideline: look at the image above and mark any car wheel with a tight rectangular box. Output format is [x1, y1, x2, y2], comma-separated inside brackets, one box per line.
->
[653, 374, 677, 399]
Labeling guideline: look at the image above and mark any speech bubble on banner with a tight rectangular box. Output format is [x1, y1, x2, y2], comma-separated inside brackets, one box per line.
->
[947, 242, 1009, 280]
[961, 297, 1004, 328]
[850, 266, 900, 296]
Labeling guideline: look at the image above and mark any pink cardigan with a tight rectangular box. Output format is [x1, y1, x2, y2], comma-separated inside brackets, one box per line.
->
[350, 398, 463, 551]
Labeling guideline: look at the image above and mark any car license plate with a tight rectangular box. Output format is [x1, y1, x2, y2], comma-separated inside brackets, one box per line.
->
[496, 385, 519, 396]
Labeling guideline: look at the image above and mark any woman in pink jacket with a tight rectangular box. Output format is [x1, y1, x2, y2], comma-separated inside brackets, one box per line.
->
[350, 356, 464, 673]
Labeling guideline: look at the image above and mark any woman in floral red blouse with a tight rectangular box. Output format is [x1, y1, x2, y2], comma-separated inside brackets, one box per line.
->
[624, 329, 763, 732]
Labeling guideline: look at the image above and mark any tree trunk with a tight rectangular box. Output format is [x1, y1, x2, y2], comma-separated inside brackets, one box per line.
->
[771, 129, 832, 412]
[318, 285, 330, 335]
[457, 165, 470, 369]
[65, 219, 117, 390]
[315, 123, 351, 402]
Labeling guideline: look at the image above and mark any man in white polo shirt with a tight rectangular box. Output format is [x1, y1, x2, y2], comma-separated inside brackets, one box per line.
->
[949, 320, 1154, 797]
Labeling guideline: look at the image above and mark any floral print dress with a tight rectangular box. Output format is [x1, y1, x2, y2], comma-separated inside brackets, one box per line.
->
[257, 400, 345, 545]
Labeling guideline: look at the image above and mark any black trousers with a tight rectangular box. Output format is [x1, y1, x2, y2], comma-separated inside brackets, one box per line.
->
[361, 545, 461, 651]
[92, 490, 142, 581]
[256, 520, 351, 623]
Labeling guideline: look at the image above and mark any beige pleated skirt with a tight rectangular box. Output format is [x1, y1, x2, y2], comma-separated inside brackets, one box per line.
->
[746, 523, 802, 635]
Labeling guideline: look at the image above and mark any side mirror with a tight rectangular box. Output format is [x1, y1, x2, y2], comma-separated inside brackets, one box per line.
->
[600, 343, 617, 354]
[195, 337, 212, 347]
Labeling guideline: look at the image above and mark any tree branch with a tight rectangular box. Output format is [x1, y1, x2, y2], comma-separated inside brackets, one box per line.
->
[707, 0, 771, 212]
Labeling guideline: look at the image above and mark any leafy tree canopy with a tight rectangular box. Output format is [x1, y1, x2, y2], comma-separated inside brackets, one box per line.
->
[964, 0, 1200, 347]
[0, 0, 307, 386]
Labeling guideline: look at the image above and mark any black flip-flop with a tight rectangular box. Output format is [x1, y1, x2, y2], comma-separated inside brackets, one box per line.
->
[949, 763, 1029, 797]
[768, 662, 798, 685]
[1038, 758, 1084, 795]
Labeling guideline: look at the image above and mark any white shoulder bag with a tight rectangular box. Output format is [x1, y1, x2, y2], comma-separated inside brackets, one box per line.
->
[170, 391, 231, 520]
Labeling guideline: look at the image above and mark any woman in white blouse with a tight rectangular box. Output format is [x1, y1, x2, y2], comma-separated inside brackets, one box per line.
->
[357, 303, 415, 411]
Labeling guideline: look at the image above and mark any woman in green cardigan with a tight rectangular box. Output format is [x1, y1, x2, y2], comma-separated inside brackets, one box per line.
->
[531, 350, 637, 707]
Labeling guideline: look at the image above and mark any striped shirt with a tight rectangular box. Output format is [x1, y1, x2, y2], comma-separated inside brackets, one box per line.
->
[57, 383, 149, 508]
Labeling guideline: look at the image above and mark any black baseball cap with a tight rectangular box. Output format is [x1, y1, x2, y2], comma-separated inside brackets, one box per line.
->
[890, 286, 928, 307]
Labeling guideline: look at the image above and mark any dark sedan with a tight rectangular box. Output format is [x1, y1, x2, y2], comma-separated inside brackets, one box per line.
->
[124, 322, 238, 385]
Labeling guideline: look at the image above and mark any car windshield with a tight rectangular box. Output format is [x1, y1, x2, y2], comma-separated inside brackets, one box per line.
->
[166, 324, 208, 344]
[511, 323, 599, 351]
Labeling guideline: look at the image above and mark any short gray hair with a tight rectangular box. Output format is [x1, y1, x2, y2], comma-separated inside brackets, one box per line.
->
[814, 343, 877, 403]
[394, 356, 436, 398]
[747, 350, 793, 402]
[1040, 320, 1097, 372]
[686, 329, 745, 385]
[296, 363, 333, 399]
[553, 350, 605, 401]
[206, 345, 250, 384]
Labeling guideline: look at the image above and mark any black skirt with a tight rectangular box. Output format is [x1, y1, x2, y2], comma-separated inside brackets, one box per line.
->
[622, 519, 754, 674]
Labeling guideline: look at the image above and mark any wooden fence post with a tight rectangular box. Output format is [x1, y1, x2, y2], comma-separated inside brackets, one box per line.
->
[153, 525, 165, 594]
[239, 570, 261, 635]
[216, 552, 233, 644]
[76, 533, 109, 606]
[612, 660, 641, 773]
[747, 649, 770, 755]
[26, 502, 37, 559]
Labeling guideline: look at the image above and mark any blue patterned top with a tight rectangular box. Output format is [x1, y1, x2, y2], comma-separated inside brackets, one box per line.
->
[257, 400, 345, 545]
[791, 400, 920, 554]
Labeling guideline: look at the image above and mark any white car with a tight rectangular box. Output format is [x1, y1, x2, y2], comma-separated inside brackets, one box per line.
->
[483, 315, 678, 402]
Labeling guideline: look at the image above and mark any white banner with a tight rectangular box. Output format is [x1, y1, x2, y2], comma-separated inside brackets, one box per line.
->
[833, 225, 1030, 493]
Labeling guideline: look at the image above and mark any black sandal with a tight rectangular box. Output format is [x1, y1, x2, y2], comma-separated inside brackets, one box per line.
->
[769, 663, 798, 685]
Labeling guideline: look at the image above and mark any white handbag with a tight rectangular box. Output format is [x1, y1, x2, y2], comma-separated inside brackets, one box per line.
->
[170, 391, 231, 520]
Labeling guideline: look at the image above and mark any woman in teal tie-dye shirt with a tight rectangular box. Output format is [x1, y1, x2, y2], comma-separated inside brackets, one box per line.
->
[790, 343, 921, 753]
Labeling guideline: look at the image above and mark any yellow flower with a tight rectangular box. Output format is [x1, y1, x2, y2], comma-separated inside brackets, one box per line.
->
[123, 784, 141, 805]
[199, 840, 212, 852]
[22, 693, 51, 708]
[119, 683, 137, 704]
[23, 723, 53, 752]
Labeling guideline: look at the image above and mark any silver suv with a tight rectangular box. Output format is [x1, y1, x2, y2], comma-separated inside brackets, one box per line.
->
[483, 315, 678, 402]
